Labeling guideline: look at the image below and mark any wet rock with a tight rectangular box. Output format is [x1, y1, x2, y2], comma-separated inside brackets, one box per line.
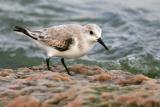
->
[0, 64, 160, 107]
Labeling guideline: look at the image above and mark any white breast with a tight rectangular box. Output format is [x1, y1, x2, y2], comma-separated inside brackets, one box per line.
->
[32, 37, 95, 59]
[54, 38, 95, 59]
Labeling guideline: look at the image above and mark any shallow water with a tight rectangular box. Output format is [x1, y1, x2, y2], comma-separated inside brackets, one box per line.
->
[0, 0, 160, 77]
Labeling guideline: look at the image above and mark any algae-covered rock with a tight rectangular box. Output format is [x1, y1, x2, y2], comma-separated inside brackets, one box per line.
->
[0, 64, 159, 107]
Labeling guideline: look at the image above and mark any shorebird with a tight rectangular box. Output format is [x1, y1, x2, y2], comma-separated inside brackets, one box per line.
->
[14, 24, 109, 75]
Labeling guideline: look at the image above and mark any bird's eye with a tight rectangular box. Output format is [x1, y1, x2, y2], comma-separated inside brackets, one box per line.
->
[89, 31, 94, 35]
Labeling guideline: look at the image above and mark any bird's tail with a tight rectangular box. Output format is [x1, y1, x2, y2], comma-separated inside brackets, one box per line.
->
[14, 26, 38, 40]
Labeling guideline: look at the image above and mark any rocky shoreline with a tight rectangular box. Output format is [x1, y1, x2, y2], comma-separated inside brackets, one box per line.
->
[0, 64, 160, 107]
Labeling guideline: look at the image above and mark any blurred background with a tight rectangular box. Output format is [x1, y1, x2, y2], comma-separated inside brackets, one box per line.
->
[0, 0, 160, 77]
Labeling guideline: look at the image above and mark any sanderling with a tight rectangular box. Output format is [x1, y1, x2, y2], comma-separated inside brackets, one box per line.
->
[14, 24, 109, 75]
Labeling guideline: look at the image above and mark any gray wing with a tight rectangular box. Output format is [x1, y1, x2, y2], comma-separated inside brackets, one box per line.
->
[14, 25, 81, 51]
[30, 27, 74, 51]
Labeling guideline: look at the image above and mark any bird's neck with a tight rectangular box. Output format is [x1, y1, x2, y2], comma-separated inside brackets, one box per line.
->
[78, 39, 95, 54]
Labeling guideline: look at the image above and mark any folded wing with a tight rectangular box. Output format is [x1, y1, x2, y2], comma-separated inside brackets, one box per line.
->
[14, 26, 74, 51]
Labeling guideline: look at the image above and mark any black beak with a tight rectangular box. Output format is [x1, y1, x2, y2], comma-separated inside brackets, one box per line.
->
[97, 38, 109, 50]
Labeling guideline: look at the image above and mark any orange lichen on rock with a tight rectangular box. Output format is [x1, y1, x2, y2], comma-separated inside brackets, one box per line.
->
[89, 73, 112, 81]
[25, 73, 47, 81]
[117, 74, 150, 86]
[47, 72, 72, 81]
[7, 96, 40, 107]
[0, 69, 12, 77]
[0, 64, 160, 107]
[116, 94, 139, 105]
[25, 72, 71, 81]
[63, 96, 83, 107]
[138, 98, 159, 107]
[42, 92, 68, 106]
[116, 91, 160, 106]
[42, 87, 80, 107]
[70, 64, 105, 75]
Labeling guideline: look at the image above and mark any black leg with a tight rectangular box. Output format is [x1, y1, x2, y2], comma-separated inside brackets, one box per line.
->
[46, 58, 51, 70]
[61, 58, 72, 75]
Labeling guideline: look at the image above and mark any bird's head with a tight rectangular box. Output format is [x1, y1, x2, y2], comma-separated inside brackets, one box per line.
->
[83, 24, 109, 50]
